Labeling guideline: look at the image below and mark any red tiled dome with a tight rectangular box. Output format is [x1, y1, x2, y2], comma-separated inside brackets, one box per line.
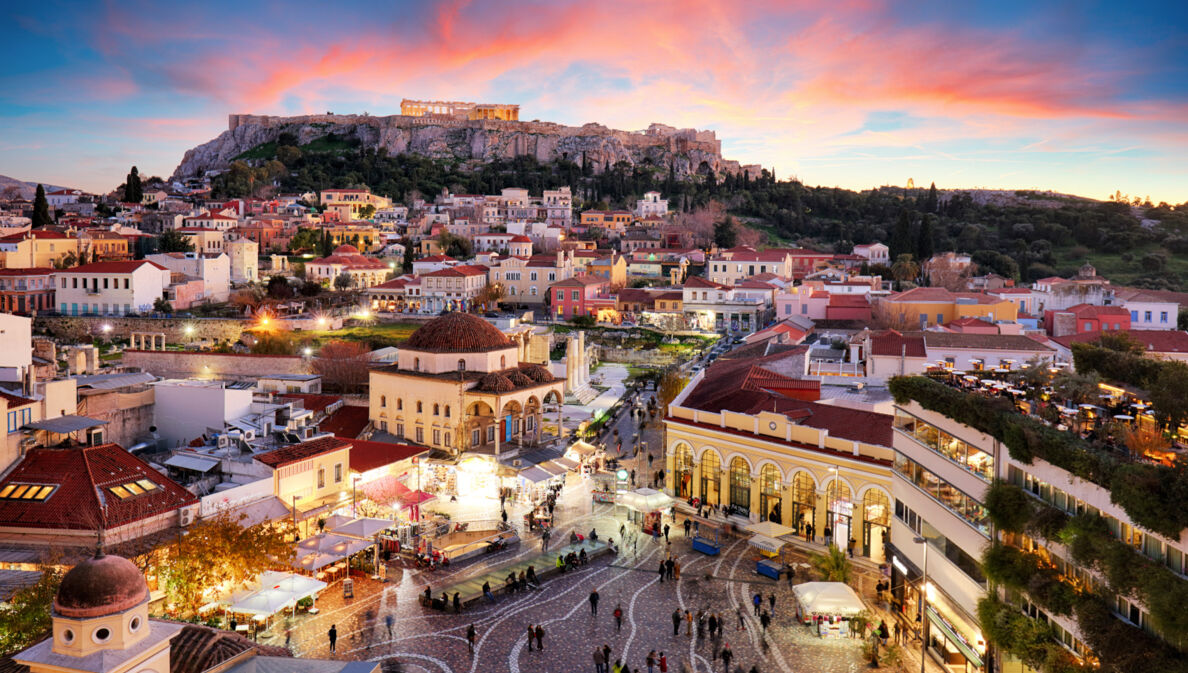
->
[479, 373, 516, 393]
[405, 312, 512, 353]
[522, 364, 553, 383]
[54, 551, 148, 618]
[333, 244, 360, 254]
[507, 370, 533, 387]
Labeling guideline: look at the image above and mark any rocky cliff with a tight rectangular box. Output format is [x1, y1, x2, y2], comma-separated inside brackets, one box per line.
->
[171, 113, 759, 180]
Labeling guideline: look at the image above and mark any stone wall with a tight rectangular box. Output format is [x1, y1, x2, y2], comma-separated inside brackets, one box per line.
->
[122, 350, 311, 381]
[596, 346, 681, 366]
[34, 315, 249, 345]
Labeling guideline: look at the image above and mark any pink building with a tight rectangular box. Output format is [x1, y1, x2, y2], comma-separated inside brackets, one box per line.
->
[551, 275, 608, 319]
[775, 286, 829, 321]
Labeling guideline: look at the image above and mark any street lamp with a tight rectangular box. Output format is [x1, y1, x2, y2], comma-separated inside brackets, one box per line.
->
[913, 535, 929, 673]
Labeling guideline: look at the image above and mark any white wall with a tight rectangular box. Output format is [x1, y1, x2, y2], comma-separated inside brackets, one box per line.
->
[151, 381, 254, 446]
[0, 314, 32, 383]
[55, 265, 170, 315]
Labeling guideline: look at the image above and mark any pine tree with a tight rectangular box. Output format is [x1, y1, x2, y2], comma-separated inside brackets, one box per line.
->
[890, 209, 912, 259]
[925, 181, 939, 213]
[917, 215, 935, 262]
[124, 166, 143, 203]
[713, 216, 738, 248]
[31, 184, 52, 227]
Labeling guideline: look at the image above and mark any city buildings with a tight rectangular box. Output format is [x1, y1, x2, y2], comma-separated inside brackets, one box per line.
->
[53, 260, 170, 316]
[0, 268, 55, 314]
[305, 244, 391, 288]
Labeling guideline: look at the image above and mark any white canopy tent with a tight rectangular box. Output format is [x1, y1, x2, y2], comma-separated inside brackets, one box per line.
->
[227, 588, 295, 616]
[793, 581, 866, 617]
[333, 517, 390, 540]
[747, 534, 787, 554]
[320, 513, 354, 532]
[257, 570, 326, 600]
[292, 552, 339, 572]
[616, 487, 674, 513]
[744, 521, 795, 538]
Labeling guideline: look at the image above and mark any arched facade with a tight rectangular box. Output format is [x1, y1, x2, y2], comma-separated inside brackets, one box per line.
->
[699, 449, 721, 506]
[728, 457, 751, 512]
[860, 486, 892, 562]
[791, 471, 817, 536]
[673, 443, 694, 499]
[826, 478, 854, 549]
[759, 463, 782, 523]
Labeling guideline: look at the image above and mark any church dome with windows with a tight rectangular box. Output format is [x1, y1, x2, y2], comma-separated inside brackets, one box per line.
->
[53, 551, 149, 618]
[404, 312, 512, 353]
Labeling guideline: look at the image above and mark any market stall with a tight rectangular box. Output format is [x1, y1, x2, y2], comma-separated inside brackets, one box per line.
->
[793, 581, 866, 638]
[616, 488, 674, 535]
[690, 519, 722, 555]
[744, 521, 796, 578]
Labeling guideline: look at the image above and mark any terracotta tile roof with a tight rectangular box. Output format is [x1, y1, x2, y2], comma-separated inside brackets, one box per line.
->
[254, 436, 351, 468]
[347, 438, 425, 474]
[318, 406, 370, 439]
[417, 255, 456, 262]
[422, 264, 487, 277]
[884, 287, 955, 302]
[912, 331, 1054, 351]
[0, 391, 36, 408]
[403, 312, 511, 353]
[828, 294, 870, 308]
[868, 330, 927, 357]
[551, 274, 605, 288]
[1053, 330, 1188, 354]
[1064, 303, 1130, 317]
[184, 212, 237, 221]
[54, 260, 167, 274]
[683, 276, 730, 289]
[0, 443, 198, 531]
[168, 623, 292, 673]
[945, 316, 994, 327]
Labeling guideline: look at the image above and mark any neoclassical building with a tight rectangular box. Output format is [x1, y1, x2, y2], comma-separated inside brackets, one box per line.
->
[664, 351, 895, 561]
[368, 312, 564, 457]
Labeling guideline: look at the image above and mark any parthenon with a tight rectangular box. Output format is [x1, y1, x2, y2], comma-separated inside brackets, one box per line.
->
[399, 99, 519, 121]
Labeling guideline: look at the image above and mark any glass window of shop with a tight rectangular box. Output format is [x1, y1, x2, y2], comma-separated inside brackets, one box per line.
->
[729, 458, 751, 512]
[893, 410, 993, 481]
[759, 464, 782, 523]
[700, 450, 720, 506]
[673, 443, 694, 498]
[792, 472, 816, 537]
[863, 489, 890, 561]
[893, 453, 989, 536]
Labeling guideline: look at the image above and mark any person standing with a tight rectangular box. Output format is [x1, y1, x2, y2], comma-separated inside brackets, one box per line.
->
[658, 560, 667, 583]
[683, 518, 692, 537]
[603, 644, 612, 667]
[527, 624, 536, 652]
[752, 593, 762, 616]
[614, 604, 624, 631]
[594, 646, 607, 673]
[708, 613, 718, 639]
[665, 558, 675, 580]
[848, 537, 856, 558]
[824, 525, 833, 547]
[590, 588, 601, 615]
[658, 651, 668, 673]
[760, 610, 771, 633]
[646, 650, 657, 673]
[674, 559, 681, 581]
[482, 581, 495, 604]
[672, 609, 682, 636]
[467, 624, 476, 653]
[720, 643, 733, 672]
[736, 607, 746, 631]
[328, 624, 337, 653]
[686, 609, 693, 635]
[663, 523, 671, 543]
[805, 522, 813, 542]
[535, 624, 545, 651]
[453, 592, 461, 613]
[385, 614, 394, 638]
[768, 593, 776, 616]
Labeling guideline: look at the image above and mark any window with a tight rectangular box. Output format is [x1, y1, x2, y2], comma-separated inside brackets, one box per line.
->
[395, 423, 404, 438]
[1084, 322, 1092, 331]
[487, 425, 495, 442]
[444, 406, 450, 418]
[1131, 310, 1139, 321]
[433, 429, 441, 445]
[500, 355, 506, 368]
[472, 428, 480, 446]
[433, 404, 440, 416]
[103, 278, 108, 289]
[530, 272, 538, 281]
[1144, 311, 1152, 323]
[380, 396, 387, 408]
[415, 427, 424, 442]
[784, 305, 791, 315]
[530, 286, 537, 296]
[396, 398, 403, 411]
[0, 483, 56, 501]
[416, 401, 423, 413]
[1161, 311, 1169, 323]
[413, 357, 420, 371]
[317, 468, 325, 489]
[334, 463, 342, 483]
[557, 290, 564, 301]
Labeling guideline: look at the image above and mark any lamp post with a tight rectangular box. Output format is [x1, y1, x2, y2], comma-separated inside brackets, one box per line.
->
[913, 535, 929, 673]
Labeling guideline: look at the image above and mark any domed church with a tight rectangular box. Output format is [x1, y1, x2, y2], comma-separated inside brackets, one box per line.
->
[369, 312, 565, 457]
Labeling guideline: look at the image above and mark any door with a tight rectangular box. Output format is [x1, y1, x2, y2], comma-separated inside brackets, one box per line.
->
[504, 415, 513, 442]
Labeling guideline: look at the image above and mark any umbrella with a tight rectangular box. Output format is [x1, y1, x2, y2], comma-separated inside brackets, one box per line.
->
[258, 571, 327, 599]
[1113, 414, 1134, 420]
[744, 520, 795, 538]
[1007, 388, 1025, 395]
[320, 513, 354, 532]
[292, 552, 339, 572]
[748, 534, 786, 554]
[228, 588, 294, 616]
[333, 517, 391, 540]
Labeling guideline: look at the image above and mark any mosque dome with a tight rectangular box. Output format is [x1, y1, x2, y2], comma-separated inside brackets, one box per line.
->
[404, 312, 512, 353]
[54, 552, 148, 618]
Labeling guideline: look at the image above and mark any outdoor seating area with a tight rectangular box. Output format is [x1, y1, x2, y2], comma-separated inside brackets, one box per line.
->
[428, 539, 611, 610]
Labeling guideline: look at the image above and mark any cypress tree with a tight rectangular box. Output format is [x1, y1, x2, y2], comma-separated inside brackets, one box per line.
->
[890, 209, 912, 259]
[124, 166, 143, 203]
[32, 184, 53, 227]
[925, 181, 939, 213]
[917, 214, 935, 262]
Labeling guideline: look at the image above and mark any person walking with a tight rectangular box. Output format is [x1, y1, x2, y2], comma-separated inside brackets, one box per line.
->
[590, 588, 601, 615]
[760, 610, 771, 633]
[893, 622, 902, 645]
[665, 558, 675, 580]
[683, 518, 692, 537]
[527, 624, 536, 652]
[658, 561, 667, 584]
[534, 624, 545, 651]
[720, 643, 733, 672]
[614, 604, 624, 631]
[328, 624, 337, 653]
[658, 651, 668, 673]
[647, 650, 657, 673]
[752, 593, 762, 616]
[453, 592, 461, 612]
[612, 660, 623, 673]
[768, 593, 776, 616]
[708, 613, 718, 639]
[736, 607, 746, 631]
[674, 559, 681, 580]
[847, 537, 856, 558]
[466, 624, 476, 653]
[603, 644, 612, 668]
[593, 646, 607, 673]
[663, 523, 671, 543]
[824, 525, 833, 547]
[686, 609, 693, 636]
[672, 609, 682, 636]
[385, 614, 394, 638]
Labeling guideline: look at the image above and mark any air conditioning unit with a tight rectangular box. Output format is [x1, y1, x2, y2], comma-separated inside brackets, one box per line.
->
[179, 508, 196, 527]
[243, 429, 255, 441]
[217, 435, 230, 448]
[512, 459, 522, 467]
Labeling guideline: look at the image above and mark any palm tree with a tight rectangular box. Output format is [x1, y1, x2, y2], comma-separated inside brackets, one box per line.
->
[810, 544, 853, 583]
[890, 254, 920, 284]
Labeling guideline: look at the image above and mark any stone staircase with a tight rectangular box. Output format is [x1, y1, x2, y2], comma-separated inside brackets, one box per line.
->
[566, 383, 599, 405]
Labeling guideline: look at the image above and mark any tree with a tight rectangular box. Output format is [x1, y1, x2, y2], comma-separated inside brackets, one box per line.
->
[890, 254, 919, 283]
[32, 184, 53, 227]
[889, 210, 912, 259]
[251, 332, 297, 354]
[809, 544, 853, 583]
[312, 340, 371, 393]
[436, 232, 472, 259]
[925, 181, 939, 213]
[157, 230, 194, 253]
[358, 204, 377, 220]
[401, 238, 415, 272]
[158, 511, 294, 617]
[713, 216, 738, 248]
[916, 214, 935, 262]
[53, 250, 78, 269]
[299, 280, 323, 297]
[288, 227, 321, 252]
[1051, 370, 1102, 406]
[656, 368, 689, 413]
[267, 275, 294, 299]
[475, 282, 507, 311]
[334, 273, 353, 291]
[0, 565, 62, 653]
[124, 166, 143, 203]
[152, 297, 172, 314]
[1149, 361, 1188, 431]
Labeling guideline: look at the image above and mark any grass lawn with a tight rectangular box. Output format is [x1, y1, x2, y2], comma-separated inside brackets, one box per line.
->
[1053, 244, 1188, 288]
[297, 321, 421, 349]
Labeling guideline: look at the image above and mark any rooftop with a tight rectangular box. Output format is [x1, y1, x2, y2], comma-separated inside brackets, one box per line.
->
[254, 436, 351, 468]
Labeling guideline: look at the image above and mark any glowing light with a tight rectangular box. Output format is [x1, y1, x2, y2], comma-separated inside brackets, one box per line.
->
[184, 325, 195, 335]
[260, 316, 270, 326]
[303, 347, 313, 357]
[101, 324, 112, 333]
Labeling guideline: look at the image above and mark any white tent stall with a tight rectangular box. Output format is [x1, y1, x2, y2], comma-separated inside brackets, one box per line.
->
[793, 581, 867, 639]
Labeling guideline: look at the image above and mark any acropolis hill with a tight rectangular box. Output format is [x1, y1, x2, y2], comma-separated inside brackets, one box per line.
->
[171, 101, 758, 180]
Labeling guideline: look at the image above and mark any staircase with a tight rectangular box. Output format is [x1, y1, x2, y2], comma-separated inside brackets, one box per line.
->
[566, 383, 599, 405]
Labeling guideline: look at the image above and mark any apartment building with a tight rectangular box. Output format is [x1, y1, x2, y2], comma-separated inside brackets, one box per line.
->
[54, 260, 170, 316]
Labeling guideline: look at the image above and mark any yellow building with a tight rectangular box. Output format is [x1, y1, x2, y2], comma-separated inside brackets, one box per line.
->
[319, 188, 392, 221]
[255, 436, 353, 521]
[369, 313, 564, 459]
[877, 287, 1018, 328]
[664, 355, 895, 561]
[580, 210, 634, 234]
[79, 230, 131, 261]
[324, 223, 383, 252]
[587, 253, 628, 289]
[177, 227, 225, 254]
[0, 230, 80, 268]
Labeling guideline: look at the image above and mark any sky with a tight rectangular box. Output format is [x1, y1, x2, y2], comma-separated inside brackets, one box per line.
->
[1, 0, 1186, 203]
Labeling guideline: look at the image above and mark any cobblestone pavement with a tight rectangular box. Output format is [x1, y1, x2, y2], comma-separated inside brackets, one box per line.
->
[270, 467, 872, 673]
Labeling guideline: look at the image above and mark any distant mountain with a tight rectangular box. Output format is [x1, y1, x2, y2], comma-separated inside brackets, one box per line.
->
[0, 174, 75, 200]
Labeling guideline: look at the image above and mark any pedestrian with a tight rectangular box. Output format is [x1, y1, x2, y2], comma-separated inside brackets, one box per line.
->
[658, 560, 666, 584]
[467, 624, 476, 653]
[663, 523, 671, 543]
[535, 624, 545, 651]
[824, 525, 833, 547]
[697, 609, 706, 639]
[708, 613, 718, 638]
[659, 651, 668, 673]
[877, 620, 888, 647]
[752, 593, 762, 616]
[674, 559, 681, 580]
[736, 607, 746, 631]
[893, 622, 902, 644]
[594, 646, 607, 673]
[768, 593, 775, 616]
[665, 558, 675, 580]
[847, 537, 856, 558]
[647, 650, 657, 673]
[672, 609, 682, 636]
[454, 592, 461, 612]
[686, 609, 693, 635]
[482, 580, 495, 604]
[614, 604, 624, 631]
[760, 610, 771, 632]
[328, 624, 337, 653]
[786, 565, 795, 587]
[590, 588, 601, 615]
[527, 624, 535, 652]
[805, 523, 813, 542]
[502, 508, 508, 524]
[385, 613, 394, 638]
[620, 523, 626, 539]
[720, 643, 733, 671]
[612, 660, 623, 673]
[683, 518, 692, 537]
[604, 644, 612, 667]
